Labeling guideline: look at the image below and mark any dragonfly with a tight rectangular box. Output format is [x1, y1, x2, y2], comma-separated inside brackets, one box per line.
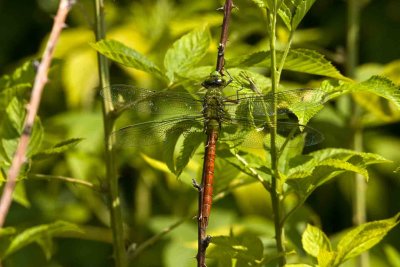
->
[101, 72, 326, 226]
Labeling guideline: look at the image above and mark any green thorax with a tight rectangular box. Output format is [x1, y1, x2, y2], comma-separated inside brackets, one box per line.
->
[202, 73, 228, 134]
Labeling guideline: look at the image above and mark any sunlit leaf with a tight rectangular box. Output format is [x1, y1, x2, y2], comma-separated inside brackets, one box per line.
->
[334, 213, 400, 265]
[278, 1, 292, 30]
[208, 234, 264, 263]
[0, 84, 31, 113]
[0, 60, 36, 88]
[228, 49, 350, 81]
[32, 138, 84, 160]
[164, 27, 211, 83]
[63, 47, 98, 108]
[352, 75, 400, 110]
[141, 153, 171, 173]
[250, 0, 268, 9]
[284, 264, 314, 267]
[384, 245, 400, 267]
[0, 227, 16, 239]
[3, 221, 82, 258]
[317, 249, 336, 267]
[302, 224, 332, 257]
[286, 148, 390, 198]
[292, 0, 317, 30]
[91, 39, 165, 79]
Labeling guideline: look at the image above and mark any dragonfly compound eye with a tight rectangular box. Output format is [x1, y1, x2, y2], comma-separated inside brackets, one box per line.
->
[202, 75, 227, 89]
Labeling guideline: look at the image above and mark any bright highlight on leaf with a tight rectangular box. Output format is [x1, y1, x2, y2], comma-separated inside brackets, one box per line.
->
[164, 27, 211, 83]
[301, 213, 400, 267]
[90, 39, 165, 80]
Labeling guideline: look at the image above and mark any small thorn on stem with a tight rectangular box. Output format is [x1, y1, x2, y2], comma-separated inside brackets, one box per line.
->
[202, 235, 212, 249]
[216, 6, 224, 11]
[192, 178, 202, 191]
[33, 60, 40, 72]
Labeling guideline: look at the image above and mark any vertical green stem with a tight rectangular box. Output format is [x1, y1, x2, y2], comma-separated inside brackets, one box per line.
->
[346, 0, 368, 266]
[268, 2, 286, 266]
[94, 0, 127, 266]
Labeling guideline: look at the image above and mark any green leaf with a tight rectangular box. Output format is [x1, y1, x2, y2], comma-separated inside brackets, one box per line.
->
[384, 245, 400, 267]
[13, 182, 30, 208]
[227, 51, 268, 68]
[317, 249, 337, 267]
[0, 84, 31, 112]
[36, 235, 54, 260]
[141, 153, 171, 173]
[229, 49, 350, 81]
[90, 39, 164, 79]
[0, 227, 16, 237]
[164, 27, 211, 83]
[317, 158, 369, 181]
[0, 98, 44, 163]
[0, 60, 35, 88]
[351, 76, 400, 117]
[302, 224, 332, 258]
[291, 0, 317, 30]
[286, 148, 390, 198]
[3, 221, 82, 258]
[250, 0, 268, 9]
[62, 47, 99, 108]
[163, 120, 202, 174]
[284, 264, 314, 267]
[334, 213, 400, 265]
[32, 138, 84, 160]
[278, 1, 293, 30]
[281, 49, 350, 81]
[175, 131, 203, 177]
[208, 234, 264, 263]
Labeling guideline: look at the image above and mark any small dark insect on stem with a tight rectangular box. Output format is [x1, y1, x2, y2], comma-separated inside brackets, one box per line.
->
[215, 0, 234, 75]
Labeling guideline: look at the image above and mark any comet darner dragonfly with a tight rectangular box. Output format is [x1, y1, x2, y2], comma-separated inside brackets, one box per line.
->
[101, 72, 325, 225]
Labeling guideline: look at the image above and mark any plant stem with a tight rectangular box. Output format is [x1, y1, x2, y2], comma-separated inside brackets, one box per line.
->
[29, 173, 97, 190]
[196, 1, 234, 266]
[216, 0, 234, 74]
[0, 0, 73, 228]
[94, 0, 127, 266]
[268, 2, 286, 266]
[346, 0, 369, 266]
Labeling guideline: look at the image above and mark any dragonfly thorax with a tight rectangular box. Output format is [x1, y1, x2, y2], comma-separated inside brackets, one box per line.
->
[203, 87, 226, 133]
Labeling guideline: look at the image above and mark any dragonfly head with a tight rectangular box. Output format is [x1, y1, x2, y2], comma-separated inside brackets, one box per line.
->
[202, 71, 227, 89]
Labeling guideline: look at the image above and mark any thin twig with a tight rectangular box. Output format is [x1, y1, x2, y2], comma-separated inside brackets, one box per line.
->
[0, 0, 74, 228]
[29, 173, 97, 190]
[215, 0, 234, 75]
[129, 217, 188, 260]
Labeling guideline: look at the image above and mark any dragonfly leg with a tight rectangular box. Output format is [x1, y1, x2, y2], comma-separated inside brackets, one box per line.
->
[192, 178, 204, 221]
[225, 69, 233, 86]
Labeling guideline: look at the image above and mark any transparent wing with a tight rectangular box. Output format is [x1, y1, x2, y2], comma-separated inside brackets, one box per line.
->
[111, 116, 204, 148]
[219, 120, 324, 148]
[101, 84, 203, 116]
[224, 88, 327, 117]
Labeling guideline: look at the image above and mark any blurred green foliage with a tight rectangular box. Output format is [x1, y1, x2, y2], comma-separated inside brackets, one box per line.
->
[0, 0, 399, 266]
